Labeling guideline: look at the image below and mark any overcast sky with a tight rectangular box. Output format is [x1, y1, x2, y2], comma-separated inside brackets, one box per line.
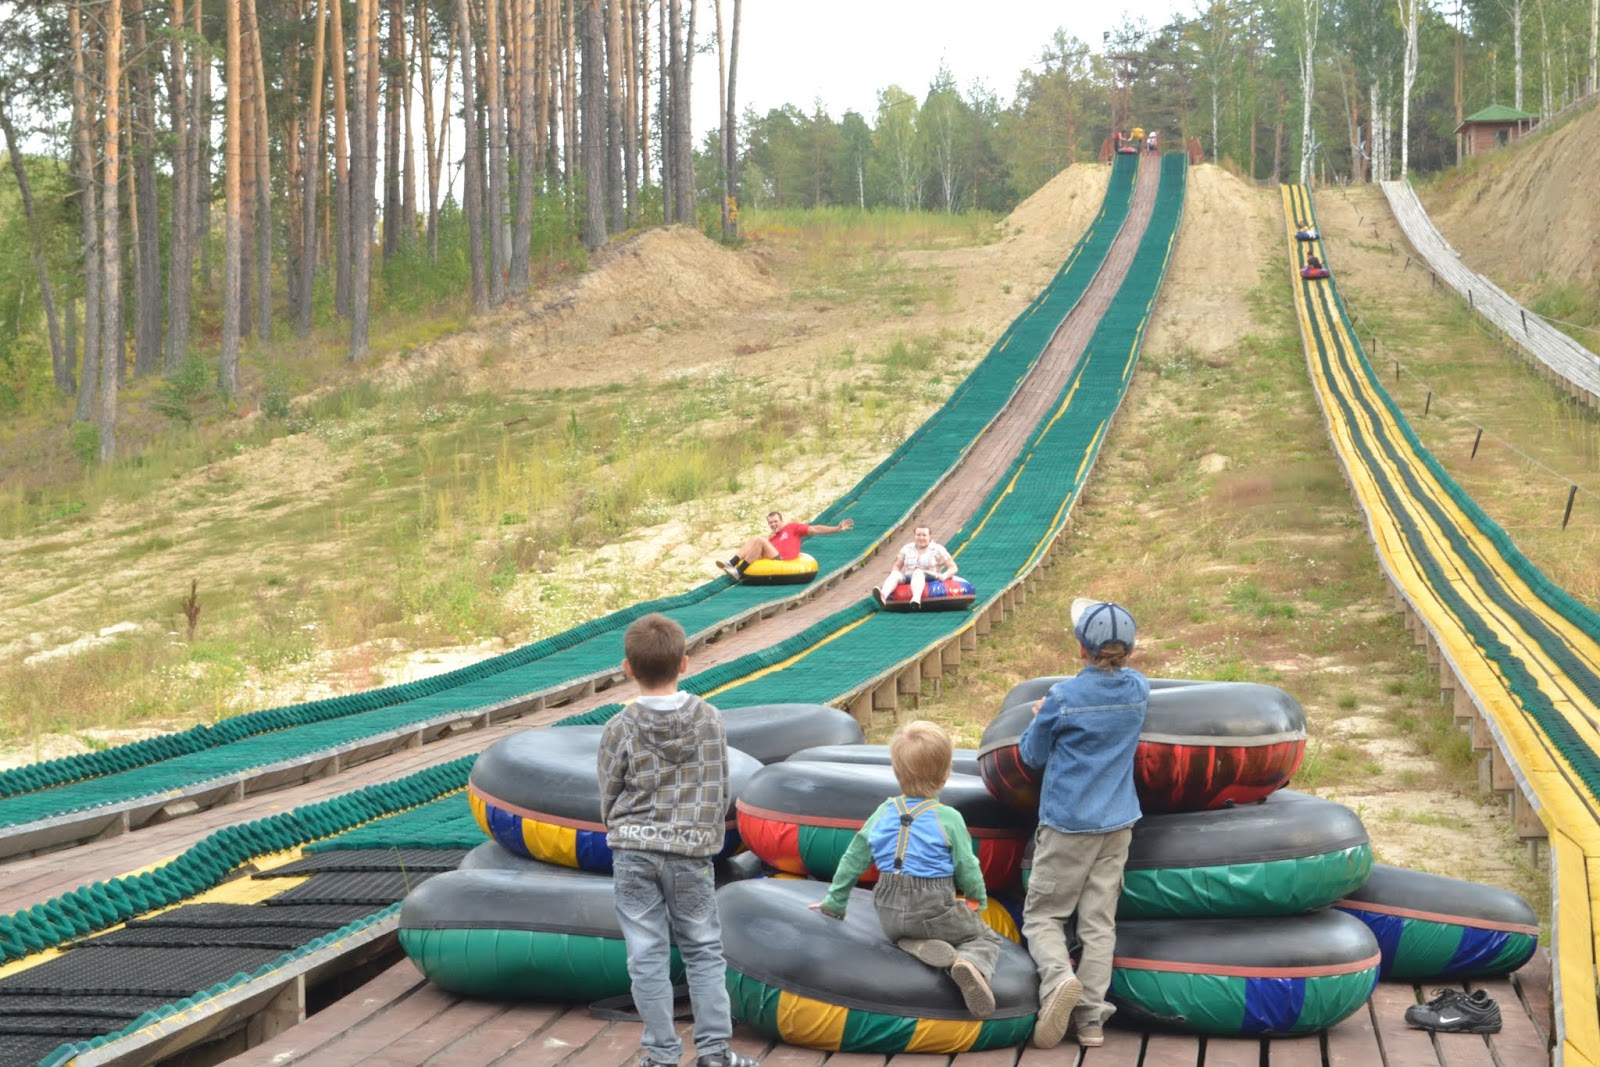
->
[691, 0, 1192, 137]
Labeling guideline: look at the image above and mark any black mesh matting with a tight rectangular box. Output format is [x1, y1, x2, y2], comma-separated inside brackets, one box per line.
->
[264, 871, 435, 905]
[0, 1035, 79, 1067]
[259, 849, 467, 876]
[128, 902, 379, 929]
[0, 993, 164, 1018]
[0, 946, 285, 997]
[74, 925, 336, 951]
[0, 1013, 127, 1036]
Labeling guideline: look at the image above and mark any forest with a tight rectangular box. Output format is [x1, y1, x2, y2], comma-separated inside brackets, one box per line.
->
[0, 0, 1594, 461]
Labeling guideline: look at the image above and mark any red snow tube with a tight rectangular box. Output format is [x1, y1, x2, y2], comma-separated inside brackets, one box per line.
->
[977, 679, 1306, 815]
[736, 761, 1031, 892]
[1300, 266, 1330, 279]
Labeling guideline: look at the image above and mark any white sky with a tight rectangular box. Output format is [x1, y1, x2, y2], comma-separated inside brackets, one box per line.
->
[691, 0, 1192, 138]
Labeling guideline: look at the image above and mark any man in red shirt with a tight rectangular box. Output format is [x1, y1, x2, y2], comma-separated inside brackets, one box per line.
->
[719, 511, 854, 577]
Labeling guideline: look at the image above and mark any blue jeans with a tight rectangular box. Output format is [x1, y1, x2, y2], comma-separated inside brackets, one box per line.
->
[612, 848, 733, 1064]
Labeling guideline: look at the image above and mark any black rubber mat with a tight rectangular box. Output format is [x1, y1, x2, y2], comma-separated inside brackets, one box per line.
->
[265, 871, 436, 905]
[0, 1034, 78, 1067]
[0, 946, 285, 997]
[0, 1012, 128, 1036]
[0, 993, 164, 1018]
[259, 849, 467, 876]
[73, 925, 338, 951]
[128, 902, 379, 929]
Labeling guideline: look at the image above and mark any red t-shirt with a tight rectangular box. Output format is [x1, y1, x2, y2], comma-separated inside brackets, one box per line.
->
[770, 522, 811, 560]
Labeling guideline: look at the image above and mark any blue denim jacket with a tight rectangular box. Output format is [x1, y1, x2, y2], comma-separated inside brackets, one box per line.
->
[1017, 666, 1149, 834]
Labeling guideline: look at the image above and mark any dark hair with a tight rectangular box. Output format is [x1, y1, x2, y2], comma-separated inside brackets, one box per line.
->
[624, 613, 687, 687]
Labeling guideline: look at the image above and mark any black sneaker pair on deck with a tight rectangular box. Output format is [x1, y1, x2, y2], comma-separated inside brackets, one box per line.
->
[1404, 988, 1502, 1034]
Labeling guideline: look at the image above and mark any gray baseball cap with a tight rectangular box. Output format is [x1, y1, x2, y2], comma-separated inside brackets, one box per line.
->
[1071, 598, 1136, 655]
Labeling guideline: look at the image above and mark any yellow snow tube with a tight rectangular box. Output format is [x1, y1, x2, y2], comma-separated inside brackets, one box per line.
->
[741, 553, 819, 586]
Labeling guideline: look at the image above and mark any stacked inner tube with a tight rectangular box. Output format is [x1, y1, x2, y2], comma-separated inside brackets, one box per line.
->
[467, 725, 760, 871]
[1110, 911, 1380, 1036]
[977, 679, 1307, 814]
[1333, 864, 1539, 979]
[736, 761, 1029, 891]
[878, 577, 978, 612]
[718, 879, 1038, 1053]
[740, 554, 819, 585]
[785, 743, 983, 779]
[399, 853, 652, 1001]
[1119, 791, 1372, 918]
[723, 704, 865, 764]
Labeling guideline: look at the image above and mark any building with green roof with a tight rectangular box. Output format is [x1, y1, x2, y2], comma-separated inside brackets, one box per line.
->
[1455, 104, 1539, 158]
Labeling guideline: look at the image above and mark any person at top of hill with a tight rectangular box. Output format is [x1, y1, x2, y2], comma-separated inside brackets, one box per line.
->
[810, 719, 1006, 1018]
[1017, 599, 1150, 1051]
[1295, 221, 1319, 239]
[597, 613, 759, 1067]
[1301, 255, 1329, 278]
[871, 526, 958, 610]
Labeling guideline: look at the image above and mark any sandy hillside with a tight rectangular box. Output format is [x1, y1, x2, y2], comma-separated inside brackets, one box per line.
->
[1423, 100, 1600, 293]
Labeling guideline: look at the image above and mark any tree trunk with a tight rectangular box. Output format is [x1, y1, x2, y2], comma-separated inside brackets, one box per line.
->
[195, 0, 213, 294]
[246, 0, 272, 341]
[1297, 0, 1319, 185]
[725, 0, 740, 237]
[383, 0, 403, 259]
[511, 0, 535, 288]
[563, 0, 579, 187]
[638, 0, 650, 203]
[674, 0, 696, 224]
[299, 0, 328, 338]
[1511, 0, 1526, 111]
[331, 0, 351, 317]
[581, 0, 606, 249]
[621, 0, 638, 223]
[349, 0, 375, 359]
[222, 0, 244, 393]
[101, 0, 125, 462]
[166, 0, 193, 371]
[485, 0, 508, 302]
[605, 0, 624, 234]
[128, 0, 163, 378]
[72, 1, 101, 421]
[1399, 0, 1420, 178]
[401, 0, 416, 239]
[0, 93, 67, 388]
[664, 0, 679, 220]
[458, 0, 489, 311]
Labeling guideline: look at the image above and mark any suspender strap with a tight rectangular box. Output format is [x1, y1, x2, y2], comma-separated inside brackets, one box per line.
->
[891, 796, 942, 871]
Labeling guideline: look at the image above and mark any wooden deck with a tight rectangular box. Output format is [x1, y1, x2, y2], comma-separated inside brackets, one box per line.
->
[191, 948, 1552, 1067]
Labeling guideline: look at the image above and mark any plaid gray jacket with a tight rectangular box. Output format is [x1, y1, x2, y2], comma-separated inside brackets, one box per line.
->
[598, 694, 729, 858]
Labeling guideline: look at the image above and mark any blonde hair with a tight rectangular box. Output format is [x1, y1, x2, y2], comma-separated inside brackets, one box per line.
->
[623, 613, 686, 687]
[889, 720, 953, 798]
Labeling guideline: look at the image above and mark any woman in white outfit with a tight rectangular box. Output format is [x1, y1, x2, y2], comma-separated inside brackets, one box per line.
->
[874, 526, 958, 609]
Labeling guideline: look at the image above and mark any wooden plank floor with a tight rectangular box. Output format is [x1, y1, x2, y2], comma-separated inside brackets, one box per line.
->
[225, 951, 1554, 1067]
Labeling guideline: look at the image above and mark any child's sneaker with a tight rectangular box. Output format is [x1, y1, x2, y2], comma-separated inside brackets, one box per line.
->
[1075, 1020, 1105, 1046]
[696, 1052, 761, 1067]
[870, 588, 884, 607]
[896, 938, 957, 967]
[950, 959, 995, 1017]
[1403, 988, 1501, 1033]
[717, 560, 740, 579]
[1031, 975, 1083, 1048]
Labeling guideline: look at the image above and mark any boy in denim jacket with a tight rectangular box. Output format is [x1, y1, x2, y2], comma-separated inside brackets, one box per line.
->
[1018, 600, 1149, 1050]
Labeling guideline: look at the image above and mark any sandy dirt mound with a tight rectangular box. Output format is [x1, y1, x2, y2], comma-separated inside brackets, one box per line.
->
[1144, 163, 1278, 357]
[1423, 101, 1600, 291]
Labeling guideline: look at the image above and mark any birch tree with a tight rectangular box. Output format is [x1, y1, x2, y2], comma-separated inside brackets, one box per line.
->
[1398, 0, 1422, 177]
[1295, 0, 1322, 183]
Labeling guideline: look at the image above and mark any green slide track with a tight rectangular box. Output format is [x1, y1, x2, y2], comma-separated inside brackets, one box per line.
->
[0, 161, 1144, 834]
